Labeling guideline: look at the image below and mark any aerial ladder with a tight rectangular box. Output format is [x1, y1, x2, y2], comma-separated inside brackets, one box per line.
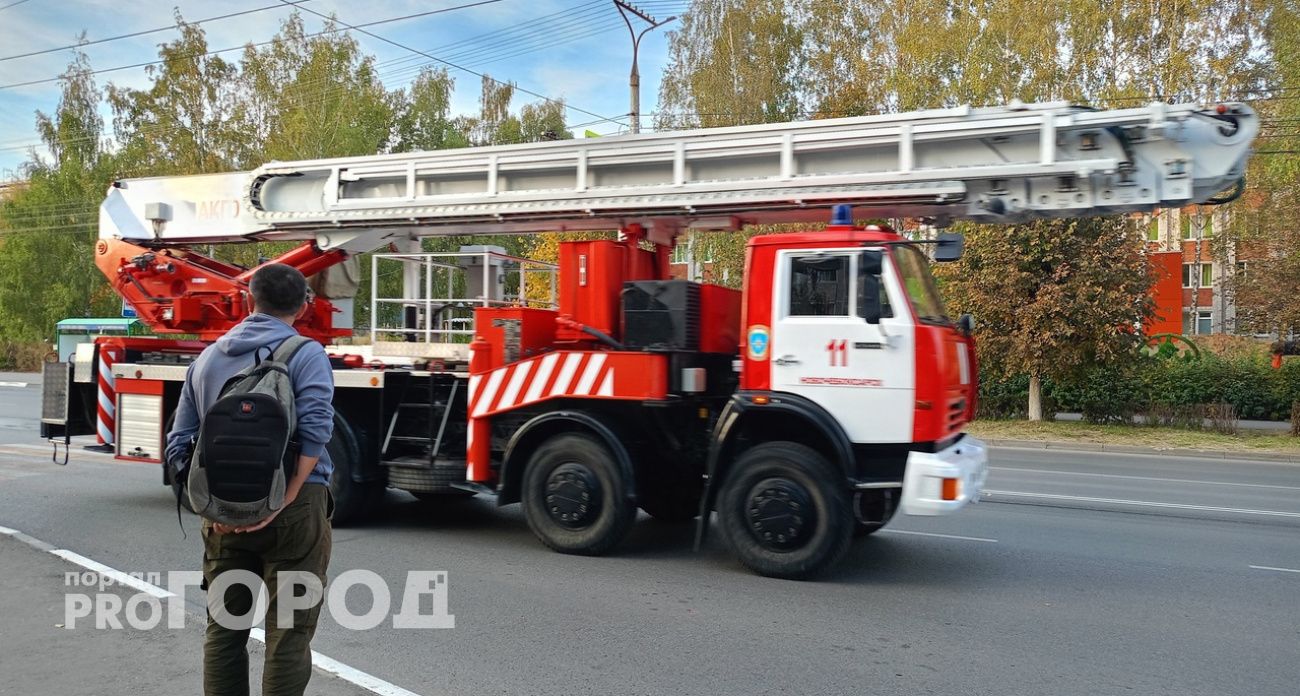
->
[45, 101, 1256, 578]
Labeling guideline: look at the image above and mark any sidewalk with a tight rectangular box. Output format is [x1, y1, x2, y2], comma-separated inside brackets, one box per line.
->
[985, 438, 1300, 463]
[0, 531, 367, 696]
[1054, 412, 1291, 432]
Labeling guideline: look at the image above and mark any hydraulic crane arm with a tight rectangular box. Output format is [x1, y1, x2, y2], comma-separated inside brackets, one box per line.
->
[92, 101, 1258, 342]
[101, 101, 1258, 254]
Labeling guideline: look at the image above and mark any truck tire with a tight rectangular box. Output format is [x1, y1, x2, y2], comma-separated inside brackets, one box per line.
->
[854, 489, 899, 537]
[328, 414, 382, 526]
[389, 459, 475, 499]
[521, 433, 635, 556]
[718, 441, 853, 580]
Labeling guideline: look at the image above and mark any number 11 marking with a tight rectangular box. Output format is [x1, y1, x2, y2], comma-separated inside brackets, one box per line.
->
[826, 339, 848, 366]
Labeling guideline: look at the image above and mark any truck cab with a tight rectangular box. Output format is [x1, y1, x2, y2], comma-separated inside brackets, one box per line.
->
[695, 208, 986, 577]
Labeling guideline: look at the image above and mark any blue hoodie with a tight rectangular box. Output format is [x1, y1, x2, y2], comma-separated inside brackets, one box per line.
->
[165, 313, 335, 485]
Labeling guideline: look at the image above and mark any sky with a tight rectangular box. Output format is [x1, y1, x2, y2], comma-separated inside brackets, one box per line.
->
[0, 0, 690, 180]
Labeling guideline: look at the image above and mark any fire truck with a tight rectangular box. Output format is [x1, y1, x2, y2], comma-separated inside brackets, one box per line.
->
[41, 101, 1257, 578]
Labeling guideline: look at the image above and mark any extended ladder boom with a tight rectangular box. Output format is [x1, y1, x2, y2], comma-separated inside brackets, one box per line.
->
[100, 101, 1257, 252]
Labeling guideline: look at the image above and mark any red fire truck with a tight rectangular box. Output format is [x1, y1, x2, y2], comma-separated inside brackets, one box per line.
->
[41, 101, 1257, 578]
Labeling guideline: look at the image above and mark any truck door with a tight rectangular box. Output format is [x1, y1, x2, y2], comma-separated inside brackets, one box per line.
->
[768, 248, 915, 443]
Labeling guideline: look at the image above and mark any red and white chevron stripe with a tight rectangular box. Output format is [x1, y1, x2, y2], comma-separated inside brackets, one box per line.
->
[96, 346, 118, 446]
[465, 350, 669, 481]
[469, 350, 672, 419]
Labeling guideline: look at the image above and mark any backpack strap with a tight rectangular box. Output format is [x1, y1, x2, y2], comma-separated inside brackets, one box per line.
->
[272, 335, 314, 365]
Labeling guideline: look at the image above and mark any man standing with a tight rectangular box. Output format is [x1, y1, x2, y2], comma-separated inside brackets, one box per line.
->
[166, 263, 335, 696]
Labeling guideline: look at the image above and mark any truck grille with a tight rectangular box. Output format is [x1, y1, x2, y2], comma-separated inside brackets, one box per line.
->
[947, 398, 967, 430]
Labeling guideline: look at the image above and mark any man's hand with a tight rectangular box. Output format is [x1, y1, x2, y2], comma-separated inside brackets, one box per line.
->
[219, 453, 318, 534]
[231, 508, 281, 533]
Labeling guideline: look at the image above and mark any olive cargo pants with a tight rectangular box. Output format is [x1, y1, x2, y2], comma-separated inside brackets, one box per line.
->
[201, 484, 333, 696]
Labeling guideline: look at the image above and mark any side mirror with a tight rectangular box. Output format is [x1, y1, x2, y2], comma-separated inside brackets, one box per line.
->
[934, 232, 964, 262]
[958, 313, 976, 336]
[857, 250, 883, 324]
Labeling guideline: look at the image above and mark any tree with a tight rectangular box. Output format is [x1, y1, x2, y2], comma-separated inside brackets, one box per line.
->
[656, 0, 803, 129]
[0, 51, 120, 342]
[392, 68, 469, 153]
[107, 12, 242, 176]
[239, 13, 398, 163]
[935, 218, 1156, 420]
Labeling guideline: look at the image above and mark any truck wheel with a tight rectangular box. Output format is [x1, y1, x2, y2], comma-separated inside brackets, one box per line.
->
[328, 414, 381, 526]
[853, 489, 899, 537]
[718, 442, 852, 580]
[521, 433, 635, 556]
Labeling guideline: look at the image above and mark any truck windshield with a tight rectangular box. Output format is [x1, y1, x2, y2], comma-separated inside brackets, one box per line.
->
[892, 246, 949, 324]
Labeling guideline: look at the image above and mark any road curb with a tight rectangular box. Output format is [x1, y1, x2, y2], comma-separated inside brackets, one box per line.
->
[984, 438, 1300, 464]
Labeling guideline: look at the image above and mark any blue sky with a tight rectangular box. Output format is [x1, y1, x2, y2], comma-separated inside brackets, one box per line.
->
[0, 0, 689, 180]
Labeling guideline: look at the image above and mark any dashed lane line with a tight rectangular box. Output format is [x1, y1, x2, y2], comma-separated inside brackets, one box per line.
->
[879, 529, 998, 543]
[982, 489, 1300, 519]
[1250, 565, 1300, 574]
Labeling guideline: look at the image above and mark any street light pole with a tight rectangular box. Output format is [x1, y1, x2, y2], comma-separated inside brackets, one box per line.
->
[614, 1, 676, 134]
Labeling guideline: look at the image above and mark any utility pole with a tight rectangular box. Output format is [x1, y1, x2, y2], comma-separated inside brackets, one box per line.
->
[614, 1, 676, 134]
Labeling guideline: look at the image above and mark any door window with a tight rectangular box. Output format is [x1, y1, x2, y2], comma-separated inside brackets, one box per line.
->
[788, 255, 851, 316]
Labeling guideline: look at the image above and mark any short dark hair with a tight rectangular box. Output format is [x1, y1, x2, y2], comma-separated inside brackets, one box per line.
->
[250, 264, 309, 317]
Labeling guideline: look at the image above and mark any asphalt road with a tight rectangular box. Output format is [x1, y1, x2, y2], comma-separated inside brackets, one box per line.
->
[1, 374, 1297, 696]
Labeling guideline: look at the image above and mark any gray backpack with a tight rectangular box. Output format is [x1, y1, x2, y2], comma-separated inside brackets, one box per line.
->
[187, 336, 312, 526]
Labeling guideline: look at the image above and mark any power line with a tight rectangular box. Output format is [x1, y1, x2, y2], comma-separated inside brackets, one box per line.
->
[0, 0, 684, 153]
[230, 2, 625, 119]
[0, 0, 33, 12]
[281, 0, 628, 128]
[0, 1, 312, 63]
[0, 0, 506, 91]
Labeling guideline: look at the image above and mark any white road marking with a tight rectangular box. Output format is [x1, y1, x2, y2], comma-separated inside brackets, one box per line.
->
[991, 445, 1300, 466]
[3, 526, 426, 696]
[50, 549, 175, 600]
[0, 381, 28, 388]
[991, 465, 1300, 491]
[983, 489, 1300, 518]
[250, 628, 422, 696]
[1250, 565, 1300, 574]
[879, 529, 998, 543]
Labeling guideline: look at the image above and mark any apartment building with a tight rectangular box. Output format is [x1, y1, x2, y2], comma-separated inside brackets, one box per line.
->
[1145, 207, 1236, 336]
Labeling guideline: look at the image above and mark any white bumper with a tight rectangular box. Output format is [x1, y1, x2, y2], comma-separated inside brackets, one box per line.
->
[899, 435, 988, 516]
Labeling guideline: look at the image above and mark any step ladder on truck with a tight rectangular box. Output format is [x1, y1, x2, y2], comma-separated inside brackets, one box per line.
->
[40, 101, 1258, 578]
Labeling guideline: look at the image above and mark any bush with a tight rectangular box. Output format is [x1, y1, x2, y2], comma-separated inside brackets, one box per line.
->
[1146, 403, 1202, 429]
[1051, 364, 1146, 424]
[977, 373, 1057, 420]
[982, 354, 1299, 425]
[0, 341, 51, 372]
[977, 373, 1029, 419]
[1202, 402, 1240, 435]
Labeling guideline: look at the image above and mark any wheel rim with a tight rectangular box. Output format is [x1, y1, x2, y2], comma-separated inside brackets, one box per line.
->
[745, 477, 814, 551]
[545, 462, 602, 529]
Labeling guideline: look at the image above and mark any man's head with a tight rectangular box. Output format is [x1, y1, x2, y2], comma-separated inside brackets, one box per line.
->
[250, 264, 309, 320]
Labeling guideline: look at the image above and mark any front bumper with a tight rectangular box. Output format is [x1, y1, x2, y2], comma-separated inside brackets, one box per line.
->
[899, 435, 988, 516]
